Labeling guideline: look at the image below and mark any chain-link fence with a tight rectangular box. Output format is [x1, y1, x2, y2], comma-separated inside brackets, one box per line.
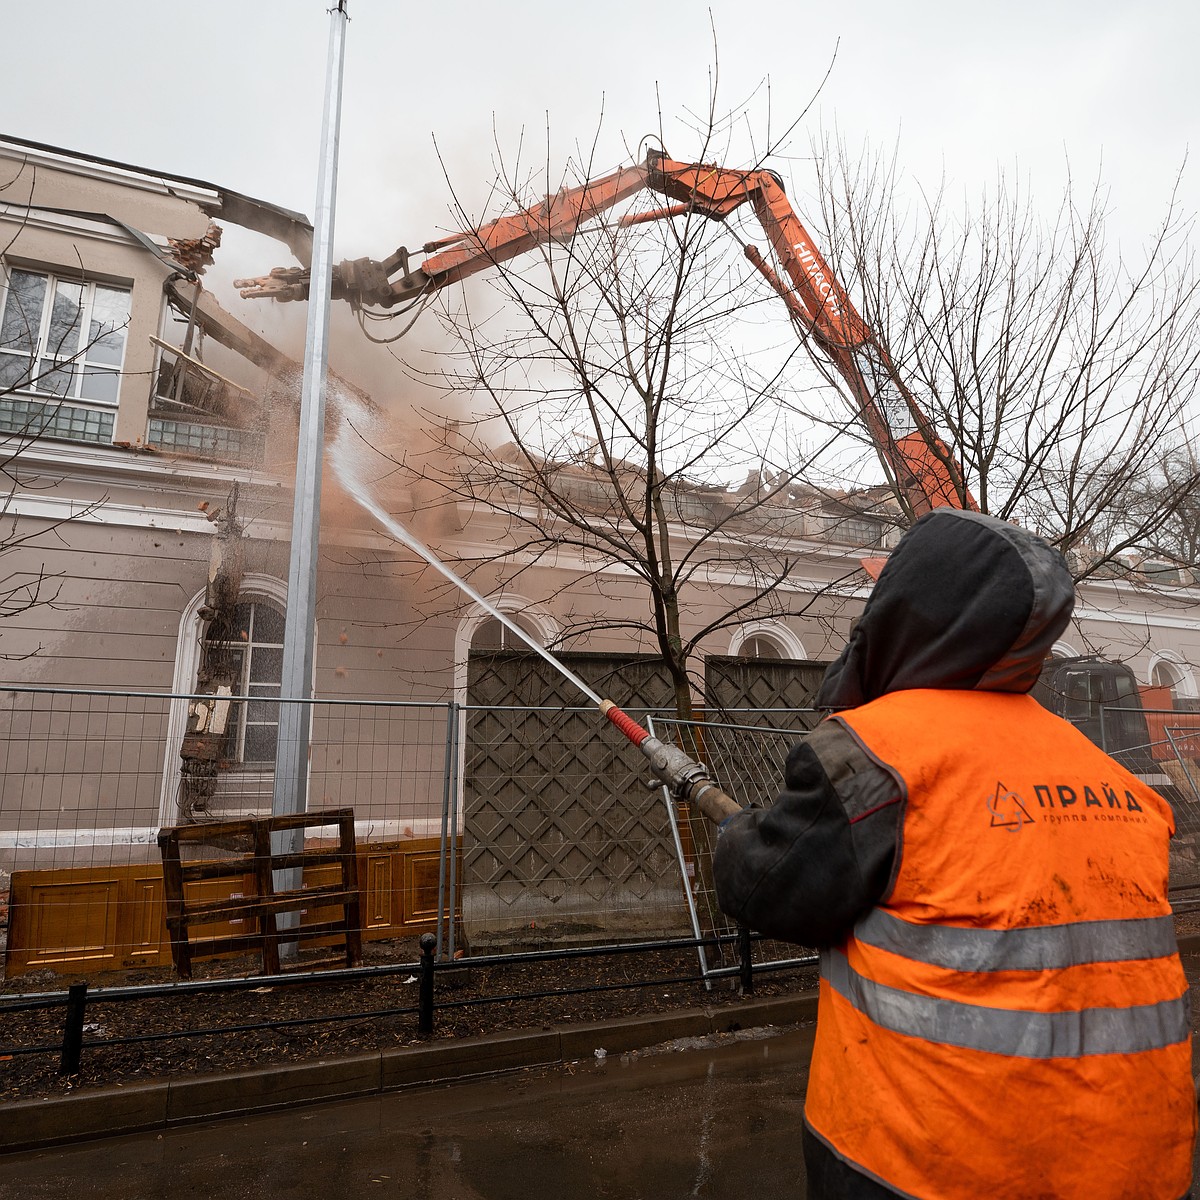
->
[4, 687, 1200, 985]
[0, 687, 459, 979]
[0, 688, 698, 980]
[654, 702, 1200, 980]
[649, 713, 821, 984]
[1092, 704, 1200, 899]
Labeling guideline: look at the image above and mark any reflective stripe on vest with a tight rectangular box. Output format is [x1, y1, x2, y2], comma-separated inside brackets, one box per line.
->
[855, 907, 1179, 972]
[824, 944, 1190, 1058]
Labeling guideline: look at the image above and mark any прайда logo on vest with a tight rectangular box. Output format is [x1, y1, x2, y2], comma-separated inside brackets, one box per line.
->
[987, 781, 1034, 831]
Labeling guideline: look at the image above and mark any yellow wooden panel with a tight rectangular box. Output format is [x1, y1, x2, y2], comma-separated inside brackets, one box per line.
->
[298, 863, 341, 929]
[182, 874, 257, 935]
[23, 879, 119, 966]
[403, 851, 443, 925]
[5, 841, 460, 975]
[124, 875, 168, 964]
[363, 852, 394, 928]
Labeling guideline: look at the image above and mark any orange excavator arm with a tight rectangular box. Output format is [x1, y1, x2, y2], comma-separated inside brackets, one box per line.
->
[236, 159, 653, 310]
[236, 148, 974, 518]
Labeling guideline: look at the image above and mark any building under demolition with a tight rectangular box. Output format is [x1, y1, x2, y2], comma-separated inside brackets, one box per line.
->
[1, 133, 1198, 977]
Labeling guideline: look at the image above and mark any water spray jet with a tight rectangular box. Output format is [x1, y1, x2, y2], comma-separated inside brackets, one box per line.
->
[331, 412, 742, 825]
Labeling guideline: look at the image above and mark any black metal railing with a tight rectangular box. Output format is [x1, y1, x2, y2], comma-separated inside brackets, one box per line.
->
[1, 932, 811, 1078]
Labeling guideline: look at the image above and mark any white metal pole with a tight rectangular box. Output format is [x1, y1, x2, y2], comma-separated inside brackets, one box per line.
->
[272, 1, 349, 930]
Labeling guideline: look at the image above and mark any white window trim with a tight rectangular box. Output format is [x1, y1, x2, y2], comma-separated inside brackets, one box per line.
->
[452, 594, 561, 705]
[1147, 650, 1198, 699]
[0, 263, 132, 407]
[728, 621, 807, 661]
[1050, 640, 1080, 660]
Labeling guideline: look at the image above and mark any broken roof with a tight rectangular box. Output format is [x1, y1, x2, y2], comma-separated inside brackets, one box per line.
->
[0, 132, 314, 263]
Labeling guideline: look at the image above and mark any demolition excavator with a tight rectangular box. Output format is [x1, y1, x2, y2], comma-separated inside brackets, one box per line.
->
[237, 147, 971, 524]
[235, 146, 1167, 809]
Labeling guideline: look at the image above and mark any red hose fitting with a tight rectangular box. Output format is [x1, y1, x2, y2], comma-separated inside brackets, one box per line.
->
[599, 699, 650, 748]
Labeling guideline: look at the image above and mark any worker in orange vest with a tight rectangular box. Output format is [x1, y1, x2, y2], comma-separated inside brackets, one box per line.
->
[714, 508, 1196, 1199]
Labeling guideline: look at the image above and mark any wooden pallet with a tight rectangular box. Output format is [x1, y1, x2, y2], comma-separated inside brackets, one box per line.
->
[157, 808, 363, 979]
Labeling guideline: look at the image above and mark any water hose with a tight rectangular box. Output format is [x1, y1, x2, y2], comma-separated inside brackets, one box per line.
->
[599, 701, 742, 823]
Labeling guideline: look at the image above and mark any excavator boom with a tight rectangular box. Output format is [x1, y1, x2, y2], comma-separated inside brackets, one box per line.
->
[235, 148, 973, 516]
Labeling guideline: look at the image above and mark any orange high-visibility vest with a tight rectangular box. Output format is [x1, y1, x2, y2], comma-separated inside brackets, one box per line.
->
[805, 689, 1195, 1200]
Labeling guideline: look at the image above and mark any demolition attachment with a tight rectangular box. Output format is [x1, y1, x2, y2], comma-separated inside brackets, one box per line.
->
[599, 700, 743, 824]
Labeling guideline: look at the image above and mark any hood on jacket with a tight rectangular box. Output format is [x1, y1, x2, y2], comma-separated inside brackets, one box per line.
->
[816, 509, 1075, 710]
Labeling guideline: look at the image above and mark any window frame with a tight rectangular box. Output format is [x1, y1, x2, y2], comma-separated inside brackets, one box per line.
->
[0, 263, 132, 407]
[201, 598, 286, 768]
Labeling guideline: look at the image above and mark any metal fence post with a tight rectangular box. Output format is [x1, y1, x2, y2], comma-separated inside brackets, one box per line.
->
[59, 982, 88, 1075]
[435, 702, 456, 960]
[418, 932, 437, 1034]
[738, 925, 755, 995]
[447, 703, 461, 960]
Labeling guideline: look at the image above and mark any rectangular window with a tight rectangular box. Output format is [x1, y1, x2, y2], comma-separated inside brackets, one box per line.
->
[0, 396, 115, 444]
[0, 266, 131, 406]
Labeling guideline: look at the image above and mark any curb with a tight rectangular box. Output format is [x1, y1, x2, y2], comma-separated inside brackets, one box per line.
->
[0, 991, 818, 1154]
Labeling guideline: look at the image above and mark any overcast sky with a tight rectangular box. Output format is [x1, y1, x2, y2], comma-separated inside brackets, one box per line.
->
[3, 0, 1196, 409]
[6, 1, 1195, 252]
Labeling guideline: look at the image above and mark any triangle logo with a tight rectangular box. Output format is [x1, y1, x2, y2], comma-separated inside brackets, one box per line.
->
[987, 781, 1034, 832]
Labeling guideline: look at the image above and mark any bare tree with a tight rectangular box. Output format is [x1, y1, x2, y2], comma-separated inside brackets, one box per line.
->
[370, 117, 880, 724]
[1116, 445, 1200, 571]
[0, 157, 129, 654]
[346, 102, 1200, 725]
[801, 136, 1200, 579]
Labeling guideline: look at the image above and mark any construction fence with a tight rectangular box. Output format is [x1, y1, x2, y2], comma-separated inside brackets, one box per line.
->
[2, 685, 1200, 987]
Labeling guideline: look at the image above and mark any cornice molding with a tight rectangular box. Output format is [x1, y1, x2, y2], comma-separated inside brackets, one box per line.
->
[0, 201, 171, 252]
[0, 141, 219, 207]
[7, 438, 282, 490]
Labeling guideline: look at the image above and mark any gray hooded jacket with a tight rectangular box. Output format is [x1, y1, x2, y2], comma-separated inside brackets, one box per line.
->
[713, 508, 1075, 946]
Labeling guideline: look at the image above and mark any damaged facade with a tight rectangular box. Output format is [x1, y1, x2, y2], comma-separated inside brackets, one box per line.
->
[1, 133, 1199, 970]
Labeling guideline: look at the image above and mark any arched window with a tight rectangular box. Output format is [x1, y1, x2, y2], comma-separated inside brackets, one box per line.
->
[728, 622, 806, 661]
[738, 634, 784, 660]
[1148, 652, 1197, 702]
[470, 612, 542, 651]
[159, 575, 290, 826]
[453, 595, 559, 703]
[200, 598, 286, 764]
[1151, 660, 1184, 690]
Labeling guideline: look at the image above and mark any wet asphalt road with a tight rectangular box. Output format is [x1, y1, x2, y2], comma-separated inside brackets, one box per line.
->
[4, 1013, 1200, 1197]
[0, 1027, 814, 1199]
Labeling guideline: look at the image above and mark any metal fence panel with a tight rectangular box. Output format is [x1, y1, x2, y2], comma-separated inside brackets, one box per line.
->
[1095, 706, 1200, 897]
[5, 685, 1200, 983]
[650, 713, 819, 982]
[656, 703, 1200, 977]
[0, 689, 457, 977]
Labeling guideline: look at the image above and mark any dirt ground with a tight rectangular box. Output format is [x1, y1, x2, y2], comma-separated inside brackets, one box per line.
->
[6, 912, 1200, 1108]
[0, 935, 817, 1104]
